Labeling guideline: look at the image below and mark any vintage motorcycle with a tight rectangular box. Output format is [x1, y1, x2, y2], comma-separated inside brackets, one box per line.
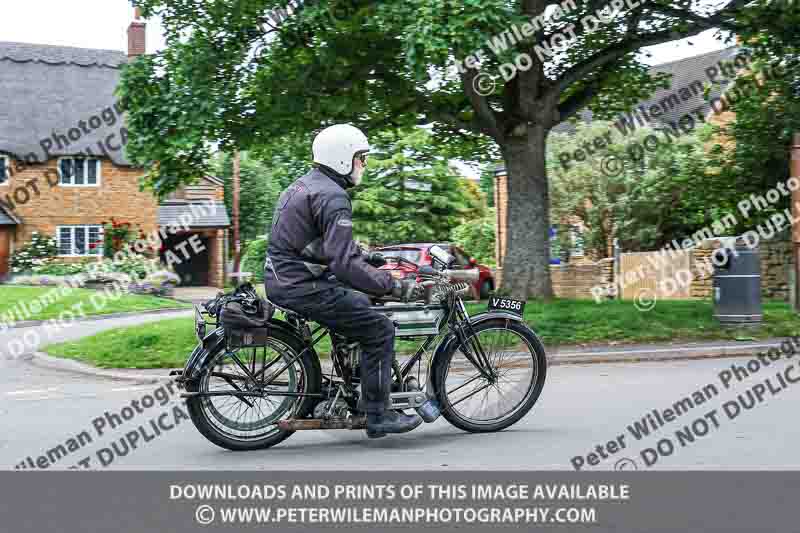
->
[173, 245, 547, 450]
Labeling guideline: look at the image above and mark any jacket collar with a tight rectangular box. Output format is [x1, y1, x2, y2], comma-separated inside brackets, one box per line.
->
[315, 164, 354, 190]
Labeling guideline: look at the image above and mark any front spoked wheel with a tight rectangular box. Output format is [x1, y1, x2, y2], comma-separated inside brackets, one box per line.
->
[434, 319, 546, 432]
[186, 328, 321, 451]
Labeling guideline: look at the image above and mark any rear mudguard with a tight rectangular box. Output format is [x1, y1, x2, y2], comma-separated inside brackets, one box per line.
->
[179, 319, 304, 387]
[424, 311, 527, 396]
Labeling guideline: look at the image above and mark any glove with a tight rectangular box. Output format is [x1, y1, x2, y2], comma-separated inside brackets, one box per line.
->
[391, 278, 421, 302]
[365, 252, 387, 267]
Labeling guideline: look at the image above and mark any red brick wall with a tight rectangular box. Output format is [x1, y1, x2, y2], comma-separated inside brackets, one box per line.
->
[2, 157, 157, 253]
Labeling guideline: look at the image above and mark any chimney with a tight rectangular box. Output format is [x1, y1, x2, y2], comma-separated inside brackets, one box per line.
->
[127, 7, 146, 58]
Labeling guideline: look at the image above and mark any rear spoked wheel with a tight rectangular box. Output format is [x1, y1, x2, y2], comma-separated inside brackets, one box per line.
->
[434, 319, 546, 432]
[186, 329, 320, 450]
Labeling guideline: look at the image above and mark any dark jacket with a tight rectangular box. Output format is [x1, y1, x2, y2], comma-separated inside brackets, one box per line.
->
[265, 166, 393, 297]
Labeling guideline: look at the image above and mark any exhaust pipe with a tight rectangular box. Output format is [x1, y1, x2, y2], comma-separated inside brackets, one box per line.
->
[444, 268, 480, 283]
[278, 416, 366, 431]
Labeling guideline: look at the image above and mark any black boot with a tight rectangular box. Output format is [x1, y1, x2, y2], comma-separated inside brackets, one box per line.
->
[366, 411, 423, 439]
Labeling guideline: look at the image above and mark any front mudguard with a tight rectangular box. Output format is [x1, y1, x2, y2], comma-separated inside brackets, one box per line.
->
[178, 319, 305, 387]
[424, 311, 527, 395]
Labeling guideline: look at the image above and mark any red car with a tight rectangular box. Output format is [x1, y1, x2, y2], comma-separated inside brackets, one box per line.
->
[375, 243, 495, 300]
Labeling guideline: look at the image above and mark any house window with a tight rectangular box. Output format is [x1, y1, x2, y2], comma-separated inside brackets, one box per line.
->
[0, 156, 8, 185]
[58, 158, 101, 186]
[57, 225, 103, 256]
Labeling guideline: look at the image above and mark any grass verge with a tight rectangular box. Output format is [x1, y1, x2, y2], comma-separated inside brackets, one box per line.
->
[43, 299, 800, 369]
[0, 285, 190, 324]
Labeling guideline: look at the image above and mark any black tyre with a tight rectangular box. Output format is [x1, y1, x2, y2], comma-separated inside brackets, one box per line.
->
[433, 318, 546, 433]
[185, 327, 321, 451]
[479, 280, 493, 300]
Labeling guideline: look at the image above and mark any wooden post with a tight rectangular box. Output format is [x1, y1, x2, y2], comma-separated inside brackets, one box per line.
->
[613, 238, 621, 300]
[232, 151, 241, 274]
[791, 134, 800, 311]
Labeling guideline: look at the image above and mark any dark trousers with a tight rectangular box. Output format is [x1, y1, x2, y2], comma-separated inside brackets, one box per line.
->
[267, 284, 395, 416]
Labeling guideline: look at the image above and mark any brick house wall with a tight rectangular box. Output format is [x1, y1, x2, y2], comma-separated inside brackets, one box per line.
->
[1, 158, 231, 288]
[2, 158, 158, 259]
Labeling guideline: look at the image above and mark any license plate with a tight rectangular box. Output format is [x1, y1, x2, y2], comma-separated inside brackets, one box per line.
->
[488, 297, 525, 316]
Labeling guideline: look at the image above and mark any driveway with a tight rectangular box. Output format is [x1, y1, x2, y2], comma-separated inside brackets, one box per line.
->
[171, 286, 222, 305]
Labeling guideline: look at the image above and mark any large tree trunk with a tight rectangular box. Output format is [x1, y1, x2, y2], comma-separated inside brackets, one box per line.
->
[500, 125, 554, 300]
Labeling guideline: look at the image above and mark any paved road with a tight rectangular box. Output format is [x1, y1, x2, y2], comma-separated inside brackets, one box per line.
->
[3, 354, 799, 471]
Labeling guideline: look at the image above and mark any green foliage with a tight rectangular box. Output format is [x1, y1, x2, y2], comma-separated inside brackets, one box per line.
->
[129, 270, 182, 297]
[241, 237, 268, 282]
[32, 260, 92, 276]
[548, 121, 712, 255]
[213, 152, 290, 243]
[451, 209, 496, 267]
[479, 167, 496, 208]
[734, 1, 800, 54]
[211, 130, 485, 250]
[9, 232, 58, 274]
[119, 0, 734, 197]
[351, 128, 483, 246]
[702, 46, 800, 231]
[100, 218, 143, 258]
[94, 255, 161, 280]
[551, 223, 575, 263]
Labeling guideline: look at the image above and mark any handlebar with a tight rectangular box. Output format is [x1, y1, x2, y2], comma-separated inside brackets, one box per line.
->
[381, 256, 480, 283]
[380, 255, 419, 269]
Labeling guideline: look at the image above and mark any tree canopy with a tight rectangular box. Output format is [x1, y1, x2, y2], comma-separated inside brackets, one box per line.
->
[213, 151, 288, 243]
[548, 120, 713, 256]
[702, 35, 800, 230]
[119, 0, 795, 298]
[350, 127, 485, 245]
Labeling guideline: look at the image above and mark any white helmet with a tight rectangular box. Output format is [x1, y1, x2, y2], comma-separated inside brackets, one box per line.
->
[312, 124, 370, 176]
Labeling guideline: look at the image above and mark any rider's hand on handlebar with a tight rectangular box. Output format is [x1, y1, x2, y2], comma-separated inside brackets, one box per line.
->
[365, 252, 387, 267]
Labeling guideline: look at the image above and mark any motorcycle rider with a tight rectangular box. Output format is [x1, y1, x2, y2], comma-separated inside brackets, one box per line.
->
[264, 124, 423, 439]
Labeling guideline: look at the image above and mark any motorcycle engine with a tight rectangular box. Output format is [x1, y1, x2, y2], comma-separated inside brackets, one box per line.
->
[313, 397, 350, 419]
[333, 337, 361, 381]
